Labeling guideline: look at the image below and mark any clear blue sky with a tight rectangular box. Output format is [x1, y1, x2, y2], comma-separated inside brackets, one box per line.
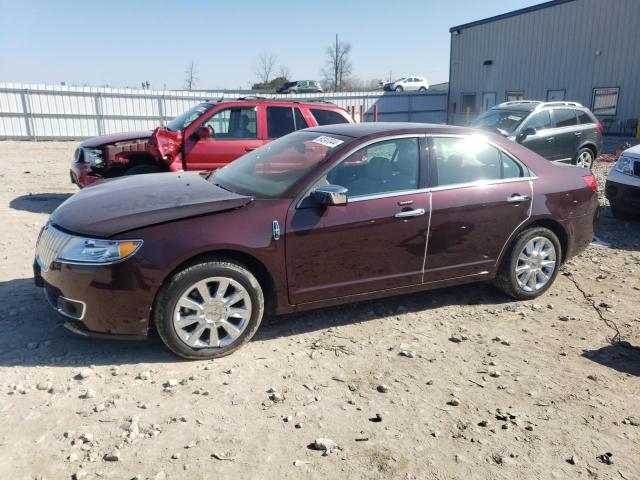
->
[0, 0, 540, 90]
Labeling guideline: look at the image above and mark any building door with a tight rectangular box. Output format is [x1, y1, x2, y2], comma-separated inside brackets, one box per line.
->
[482, 92, 496, 112]
[461, 94, 476, 124]
[547, 89, 565, 101]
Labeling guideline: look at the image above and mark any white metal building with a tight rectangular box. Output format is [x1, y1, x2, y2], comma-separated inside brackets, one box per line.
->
[447, 0, 640, 135]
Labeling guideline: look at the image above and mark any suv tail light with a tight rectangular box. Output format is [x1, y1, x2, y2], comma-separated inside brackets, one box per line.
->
[582, 174, 598, 193]
[595, 122, 604, 135]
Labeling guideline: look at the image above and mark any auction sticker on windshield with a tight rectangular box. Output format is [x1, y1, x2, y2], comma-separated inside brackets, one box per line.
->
[312, 136, 344, 148]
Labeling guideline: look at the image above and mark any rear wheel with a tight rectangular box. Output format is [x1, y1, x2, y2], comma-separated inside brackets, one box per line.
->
[419, 86, 427, 92]
[154, 260, 264, 360]
[573, 148, 594, 169]
[395, 86, 404, 92]
[495, 227, 562, 300]
[125, 164, 165, 176]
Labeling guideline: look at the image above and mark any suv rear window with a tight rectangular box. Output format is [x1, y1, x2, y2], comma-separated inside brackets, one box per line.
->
[554, 109, 577, 127]
[310, 108, 349, 126]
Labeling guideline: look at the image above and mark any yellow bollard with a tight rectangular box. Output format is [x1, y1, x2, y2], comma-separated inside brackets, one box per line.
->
[466, 106, 471, 125]
[636, 115, 640, 140]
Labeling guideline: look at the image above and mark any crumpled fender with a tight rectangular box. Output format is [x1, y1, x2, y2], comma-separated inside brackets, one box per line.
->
[149, 127, 183, 167]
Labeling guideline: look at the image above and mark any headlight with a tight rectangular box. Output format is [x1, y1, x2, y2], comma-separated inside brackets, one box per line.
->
[84, 148, 104, 166]
[614, 155, 633, 176]
[57, 237, 143, 264]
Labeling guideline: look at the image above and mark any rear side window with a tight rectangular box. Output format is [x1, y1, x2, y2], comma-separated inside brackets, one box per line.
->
[577, 110, 594, 124]
[310, 108, 349, 126]
[554, 109, 577, 128]
[431, 136, 524, 186]
[294, 108, 308, 130]
[267, 106, 296, 138]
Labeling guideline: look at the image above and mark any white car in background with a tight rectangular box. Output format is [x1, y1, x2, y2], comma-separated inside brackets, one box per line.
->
[382, 76, 429, 92]
[605, 143, 640, 219]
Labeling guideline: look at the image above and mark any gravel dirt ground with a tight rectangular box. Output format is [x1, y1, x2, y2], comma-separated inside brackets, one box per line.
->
[0, 141, 638, 480]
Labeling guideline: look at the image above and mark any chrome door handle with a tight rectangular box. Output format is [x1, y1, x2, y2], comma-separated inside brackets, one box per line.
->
[546, 137, 554, 142]
[507, 194, 530, 203]
[394, 208, 425, 218]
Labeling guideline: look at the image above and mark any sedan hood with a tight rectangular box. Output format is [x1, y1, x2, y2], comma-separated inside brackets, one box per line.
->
[80, 130, 154, 148]
[50, 172, 252, 237]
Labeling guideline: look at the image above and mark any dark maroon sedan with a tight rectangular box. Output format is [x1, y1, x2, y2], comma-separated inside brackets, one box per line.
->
[34, 123, 598, 359]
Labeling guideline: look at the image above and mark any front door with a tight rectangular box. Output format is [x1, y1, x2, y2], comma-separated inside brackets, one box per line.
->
[183, 105, 264, 171]
[424, 136, 531, 282]
[517, 109, 555, 159]
[286, 136, 428, 304]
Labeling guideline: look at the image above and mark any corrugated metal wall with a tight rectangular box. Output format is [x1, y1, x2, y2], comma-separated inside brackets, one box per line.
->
[0, 83, 447, 140]
[448, 0, 640, 129]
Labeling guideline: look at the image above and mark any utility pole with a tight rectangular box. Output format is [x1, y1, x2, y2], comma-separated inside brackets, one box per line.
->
[334, 34, 339, 92]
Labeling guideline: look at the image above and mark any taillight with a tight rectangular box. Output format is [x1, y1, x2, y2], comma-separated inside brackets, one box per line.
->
[595, 122, 604, 135]
[582, 174, 598, 192]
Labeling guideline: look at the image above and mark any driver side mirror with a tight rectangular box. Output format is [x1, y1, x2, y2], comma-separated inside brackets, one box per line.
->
[194, 125, 213, 141]
[518, 127, 536, 142]
[313, 185, 348, 207]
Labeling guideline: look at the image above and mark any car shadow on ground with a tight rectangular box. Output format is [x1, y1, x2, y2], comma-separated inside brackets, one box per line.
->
[10, 193, 72, 214]
[0, 277, 512, 367]
[595, 206, 640, 252]
[582, 343, 640, 377]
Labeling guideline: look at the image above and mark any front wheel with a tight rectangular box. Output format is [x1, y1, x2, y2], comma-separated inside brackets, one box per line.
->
[573, 148, 594, 169]
[154, 260, 264, 360]
[395, 86, 404, 92]
[418, 87, 427, 92]
[494, 227, 562, 300]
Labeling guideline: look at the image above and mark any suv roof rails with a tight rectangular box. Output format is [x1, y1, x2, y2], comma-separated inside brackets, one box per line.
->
[291, 98, 336, 106]
[498, 100, 542, 107]
[539, 101, 583, 107]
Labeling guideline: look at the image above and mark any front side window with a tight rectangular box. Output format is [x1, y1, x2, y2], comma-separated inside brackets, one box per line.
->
[521, 110, 552, 131]
[203, 107, 257, 139]
[208, 131, 351, 198]
[431, 136, 524, 186]
[554, 109, 577, 128]
[324, 138, 420, 198]
[166, 103, 212, 131]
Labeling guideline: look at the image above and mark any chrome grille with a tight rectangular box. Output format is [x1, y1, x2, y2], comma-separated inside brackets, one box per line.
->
[36, 225, 71, 272]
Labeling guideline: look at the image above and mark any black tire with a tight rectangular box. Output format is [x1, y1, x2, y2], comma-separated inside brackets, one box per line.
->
[419, 87, 427, 92]
[125, 164, 165, 176]
[154, 259, 264, 360]
[494, 227, 562, 300]
[395, 86, 404, 92]
[573, 147, 594, 169]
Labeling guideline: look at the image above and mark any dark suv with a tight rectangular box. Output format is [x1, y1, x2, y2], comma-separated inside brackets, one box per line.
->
[473, 101, 603, 169]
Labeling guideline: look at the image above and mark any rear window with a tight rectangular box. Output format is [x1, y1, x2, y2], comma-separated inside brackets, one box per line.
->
[294, 108, 308, 130]
[310, 108, 349, 126]
[577, 110, 595, 124]
[554, 109, 577, 127]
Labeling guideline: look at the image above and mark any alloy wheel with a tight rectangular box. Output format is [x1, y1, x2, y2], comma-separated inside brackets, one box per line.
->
[172, 277, 252, 349]
[576, 151, 593, 168]
[515, 237, 557, 292]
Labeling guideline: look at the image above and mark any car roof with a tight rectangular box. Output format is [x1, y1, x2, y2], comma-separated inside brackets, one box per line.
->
[305, 122, 475, 138]
[202, 97, 338, 108]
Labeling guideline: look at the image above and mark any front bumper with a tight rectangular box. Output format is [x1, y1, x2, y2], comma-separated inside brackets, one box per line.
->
[605, 167, 640, 213]
[70, 162, 102, 188]
[33, 257, 154, 338]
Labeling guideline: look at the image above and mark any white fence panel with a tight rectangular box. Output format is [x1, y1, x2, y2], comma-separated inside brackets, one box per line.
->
[0, 82, 447, 140]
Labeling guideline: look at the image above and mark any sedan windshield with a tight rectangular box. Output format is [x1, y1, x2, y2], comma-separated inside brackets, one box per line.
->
[165, 103, 212, 131]
[473, 109, 528, 135]
[209, 131, 352, 198]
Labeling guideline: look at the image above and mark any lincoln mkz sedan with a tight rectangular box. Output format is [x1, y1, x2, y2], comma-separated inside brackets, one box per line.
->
[34, 123, 599, 359]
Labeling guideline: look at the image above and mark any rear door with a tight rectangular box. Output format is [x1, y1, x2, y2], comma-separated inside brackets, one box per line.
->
[424, 135, 532, 282]
[183, 105, 264, 170]
[550, 108, 580, 162]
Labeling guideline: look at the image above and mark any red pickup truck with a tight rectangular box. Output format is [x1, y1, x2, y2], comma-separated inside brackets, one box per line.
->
[70, 98, 353, 188]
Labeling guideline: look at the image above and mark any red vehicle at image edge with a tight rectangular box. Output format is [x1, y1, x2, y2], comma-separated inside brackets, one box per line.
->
[37, 123, 599, 360]
[70, 98, 353, 188]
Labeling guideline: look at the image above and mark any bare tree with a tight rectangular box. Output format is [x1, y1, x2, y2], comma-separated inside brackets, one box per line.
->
[184, 61, 199, 91]
[278, 64, 292, 81]
[322, 34, 353, 92]
[253, 53, 277, 84]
